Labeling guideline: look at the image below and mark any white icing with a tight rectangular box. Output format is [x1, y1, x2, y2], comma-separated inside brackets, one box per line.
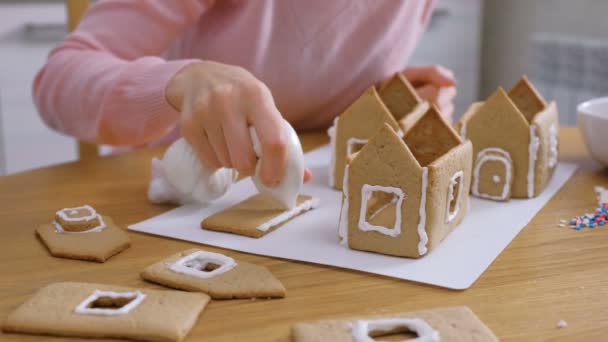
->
[368, 196, 399, 221]
[338, 164, 350, 244]
[358, 184, 404, 237]
[445, 170, 464, 223]
[460, 122, 467, 140]
[147, 138, 238, 205]
[74, 290, 146, 316]
[528, 124, 540, 198]
[169, 250, 237, 279]
[557, 319, 568, 329]
[328, 117, 338, 188]
[351, 318, 440, 342]
[595, 186, 608, 204]
[417, 167, 429, 256]
[256, 197, 320, 232]
[346, 137, 369, 157]
[548, 123, 558, 168]
[56, 205, 97, 222]
[492, 175, 501, 183]
[472, 148, 512, 201]
[54, 205, 107, 234]
[251, 119, 305, 209]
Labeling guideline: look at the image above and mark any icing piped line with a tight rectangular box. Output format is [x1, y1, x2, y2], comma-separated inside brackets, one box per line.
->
[74, 290, 146, 316]
[328, 117, 338, 187]
[338, 164, 350, 244]
[351, 318, 440, 342]
[548, 123, 558, 168]
[472, 148, 512, 200]
[53, 215, 107, 234]
[445, 170, 464, 223]
[357, 184, 404, 237]
[169, 250, 237, 279]
[56, 205, 98, 222]
[417, 167, 429, 256]
[256, 197, 320, 232]
[528, 124, 540, 198]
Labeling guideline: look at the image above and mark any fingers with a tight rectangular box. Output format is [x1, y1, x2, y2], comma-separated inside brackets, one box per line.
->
[415, 84, 439, 103]
[182, 120, 222, 169]
[247, 83, 287, 187]
[222, 116, 256, 176]
[303, 168, 313, 183]
[403, 64, 456, 88]
[415, 84, 456, 123]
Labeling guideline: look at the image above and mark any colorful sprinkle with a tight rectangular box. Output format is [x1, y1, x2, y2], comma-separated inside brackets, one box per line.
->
[564, 202, 608, 230]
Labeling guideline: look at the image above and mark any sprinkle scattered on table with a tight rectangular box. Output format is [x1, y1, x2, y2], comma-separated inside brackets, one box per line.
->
[565, 202, 608, 230]
[557, 319, 568, 329]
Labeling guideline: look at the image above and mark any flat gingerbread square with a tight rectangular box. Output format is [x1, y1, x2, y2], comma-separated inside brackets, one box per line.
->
[201, 194, 319, 238]
[37, 215, 130, 263]
[292, 306, 497, 342]
[141, 248, 286, 299]
[2, 282, 210, 341]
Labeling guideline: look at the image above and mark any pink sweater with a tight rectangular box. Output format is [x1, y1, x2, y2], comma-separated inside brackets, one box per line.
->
[34, 0, 433, 146]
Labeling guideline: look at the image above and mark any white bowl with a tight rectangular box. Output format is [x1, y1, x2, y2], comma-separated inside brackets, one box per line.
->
[578, 97, 608, 165]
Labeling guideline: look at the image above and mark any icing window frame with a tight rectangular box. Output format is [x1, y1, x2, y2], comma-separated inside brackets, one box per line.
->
[169, 251, 237, 279]
[53, 205, 107, 234]
[74, 290, 146, 316]
[445, 170, 464, 223]
[351, 317, 440, 342]
[346, 137, 368, 157]
[358, 184, 404, 237]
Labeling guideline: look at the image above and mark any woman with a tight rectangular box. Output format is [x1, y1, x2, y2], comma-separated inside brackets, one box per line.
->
[34, 0, 456, 186]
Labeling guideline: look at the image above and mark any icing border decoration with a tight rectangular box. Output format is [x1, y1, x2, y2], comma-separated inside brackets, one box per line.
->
[256, 197, 320, 232]
[472, 148, 512, 201]
[527, 124, 540, 198]
[338, 164, 350, 244]
[74, 290, 146, 316]
[417, 167, 429, 256]
[169, 250, 237, 279]
[327, 117, 338, 187]
[351, 317, 440, 342]
[548, 123, 558, 168]
[445, 170, 464, 223]
[358, 184, 404, 237]
[54, 205, 107, 234]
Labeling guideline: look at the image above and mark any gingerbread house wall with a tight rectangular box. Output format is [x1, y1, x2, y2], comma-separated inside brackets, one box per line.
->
[347, 126, 426, 258]
[462, 90, 532, 199]
[530, 101, 559, 197]
[332, 87, 399, 190]
[424, 141, 473, 251]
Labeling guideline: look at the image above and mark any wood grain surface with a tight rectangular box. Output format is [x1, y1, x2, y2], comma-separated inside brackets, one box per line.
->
[1, 127, 607, 341]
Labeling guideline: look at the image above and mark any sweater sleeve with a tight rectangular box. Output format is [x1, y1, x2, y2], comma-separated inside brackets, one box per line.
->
[33, 0, 213, 145]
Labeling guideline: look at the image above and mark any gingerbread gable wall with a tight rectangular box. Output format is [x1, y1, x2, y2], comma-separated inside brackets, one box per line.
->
[403, 106, 462, 167]
[508, 75, 547, 123]
[378, 73, 422, 121]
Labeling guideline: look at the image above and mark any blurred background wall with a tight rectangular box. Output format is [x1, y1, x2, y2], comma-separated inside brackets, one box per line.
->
[0, 0, 606, 175]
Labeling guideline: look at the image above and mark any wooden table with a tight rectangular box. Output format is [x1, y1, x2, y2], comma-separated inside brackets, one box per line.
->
[1, 127, 607, 341]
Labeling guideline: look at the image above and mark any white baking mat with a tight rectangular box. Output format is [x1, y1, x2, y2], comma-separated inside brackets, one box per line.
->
[129, 145, 577, 290]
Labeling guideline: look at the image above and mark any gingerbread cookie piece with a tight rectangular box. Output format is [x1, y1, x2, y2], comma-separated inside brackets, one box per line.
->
[2, 282, 209, 342]
[201, 194, 319, 238]
[141, 249, 286, 299]
[292, 306, 497, 342]
[54, 205, 104, 232]
[37, 206, 130, 262]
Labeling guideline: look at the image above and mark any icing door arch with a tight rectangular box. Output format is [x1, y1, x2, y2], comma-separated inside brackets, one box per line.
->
[472, 148, 513, 201]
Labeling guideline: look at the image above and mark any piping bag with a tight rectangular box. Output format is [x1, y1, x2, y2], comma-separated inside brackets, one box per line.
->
[148, 119, 305, 209]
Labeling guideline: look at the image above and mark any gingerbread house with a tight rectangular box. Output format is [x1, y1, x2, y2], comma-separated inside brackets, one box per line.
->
[338, 107, 472, 258]
[456, 76, 559, 201]
[328, 73, 429, 190]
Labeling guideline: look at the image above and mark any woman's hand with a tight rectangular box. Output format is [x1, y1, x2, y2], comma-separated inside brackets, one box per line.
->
[403, 65, 457, 123]
[166, 61, 311, 187]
